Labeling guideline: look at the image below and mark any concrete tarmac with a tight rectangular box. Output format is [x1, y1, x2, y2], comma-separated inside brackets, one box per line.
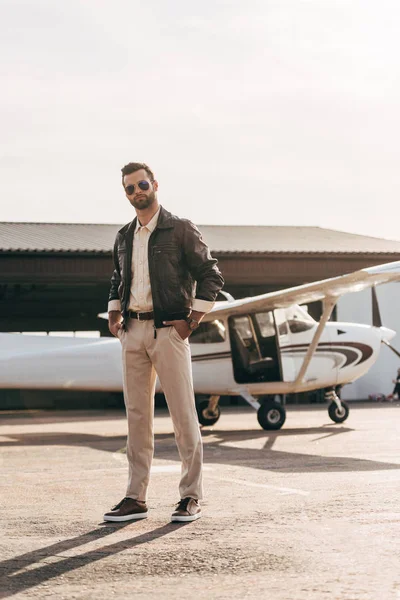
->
[1, 403, 400, 600]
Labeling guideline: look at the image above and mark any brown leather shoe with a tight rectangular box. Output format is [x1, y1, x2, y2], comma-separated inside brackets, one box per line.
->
[171, 497, 201, 522]
[103, 497, 148, 522]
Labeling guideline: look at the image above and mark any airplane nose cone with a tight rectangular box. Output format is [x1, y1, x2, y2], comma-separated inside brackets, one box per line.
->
[379, 326, 396, 343]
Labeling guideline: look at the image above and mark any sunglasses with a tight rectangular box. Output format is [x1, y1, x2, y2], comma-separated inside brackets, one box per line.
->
[124, 180, 151, 195]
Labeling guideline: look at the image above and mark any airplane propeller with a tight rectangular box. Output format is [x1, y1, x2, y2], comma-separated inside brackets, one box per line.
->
[372, 285, 400, 359]
[371, 285, 382, 328]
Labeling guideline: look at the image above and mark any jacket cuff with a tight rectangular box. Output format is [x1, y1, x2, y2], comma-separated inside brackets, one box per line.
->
[108, 299, 122, 312]
[192, 298, 214, 314]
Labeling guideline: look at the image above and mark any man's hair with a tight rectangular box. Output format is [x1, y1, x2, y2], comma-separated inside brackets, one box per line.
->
[121, 162, 155, 186]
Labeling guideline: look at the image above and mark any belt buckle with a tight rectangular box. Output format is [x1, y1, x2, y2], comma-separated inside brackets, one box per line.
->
[137, 312, 144, 321]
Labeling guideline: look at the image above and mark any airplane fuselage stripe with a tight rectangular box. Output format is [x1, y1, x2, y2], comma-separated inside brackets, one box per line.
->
[191, 342, 373, 369]
[192, 351, 232, 362]
[281, 342, 373, 367]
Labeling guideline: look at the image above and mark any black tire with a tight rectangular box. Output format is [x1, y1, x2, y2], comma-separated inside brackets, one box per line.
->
[196, 399, 221, 426]
[257, 400, 286, 430]
[328, 400, 349, 423]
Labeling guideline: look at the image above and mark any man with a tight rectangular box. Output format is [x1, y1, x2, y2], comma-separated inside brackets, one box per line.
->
[104, 162, 224, 523]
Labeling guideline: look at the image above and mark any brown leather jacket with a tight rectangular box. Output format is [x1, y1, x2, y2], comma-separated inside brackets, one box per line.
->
[108, 206, 224, 330]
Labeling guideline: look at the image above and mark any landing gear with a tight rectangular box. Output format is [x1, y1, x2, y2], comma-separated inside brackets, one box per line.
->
[196, 395, 221, 426]
[257, 396, 286, 430]
[325, 387, 349, 423]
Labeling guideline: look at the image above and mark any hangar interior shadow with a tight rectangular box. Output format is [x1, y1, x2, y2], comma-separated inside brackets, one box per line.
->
[1, 425, 400, 473]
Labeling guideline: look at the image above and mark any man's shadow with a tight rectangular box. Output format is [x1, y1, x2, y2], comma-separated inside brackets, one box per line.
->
[0, 521, 187, 599]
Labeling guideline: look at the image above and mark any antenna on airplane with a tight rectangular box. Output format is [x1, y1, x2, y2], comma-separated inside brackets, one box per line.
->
[218, 290, 235, 302]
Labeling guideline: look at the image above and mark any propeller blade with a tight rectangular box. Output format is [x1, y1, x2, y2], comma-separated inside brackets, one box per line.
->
[371, 286, 383, 328]
[372, 287, 400, 357]
[382, 339, 400, 359]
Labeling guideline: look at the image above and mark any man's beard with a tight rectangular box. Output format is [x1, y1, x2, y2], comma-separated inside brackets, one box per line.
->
[131, 191, 156, 210]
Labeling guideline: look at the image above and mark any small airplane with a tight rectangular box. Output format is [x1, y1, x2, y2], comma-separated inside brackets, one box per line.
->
[1, 261, 400, 430]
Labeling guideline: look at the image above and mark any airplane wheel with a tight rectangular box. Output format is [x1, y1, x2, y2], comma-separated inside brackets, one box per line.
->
[257, 400, 286, 430]
[196, 399, 221, 426]
[328, 400, 349, 423]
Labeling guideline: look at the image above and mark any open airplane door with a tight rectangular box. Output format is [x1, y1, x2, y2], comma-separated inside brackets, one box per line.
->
[274, 308, 297, 383]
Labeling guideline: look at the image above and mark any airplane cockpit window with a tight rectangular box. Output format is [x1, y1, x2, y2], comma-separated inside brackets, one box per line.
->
[274, 309, 289, 336]
[285, 306, 315, 333]
[231, 316, 260, 362]
[255, 312, 275, 338]
[278, 321, 289, 336]
[233, 316, 253, 340]
[189, 320, 226, 344]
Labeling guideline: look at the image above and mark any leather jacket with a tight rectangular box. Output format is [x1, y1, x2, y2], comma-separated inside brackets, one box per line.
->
[108, 206, 224, 330]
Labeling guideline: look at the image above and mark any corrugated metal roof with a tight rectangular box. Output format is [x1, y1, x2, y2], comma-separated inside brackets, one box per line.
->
[1, 222, 400, 254]
[0, 222, 116, 253]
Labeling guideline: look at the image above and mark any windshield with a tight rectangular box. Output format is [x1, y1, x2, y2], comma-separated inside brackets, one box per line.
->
[255, 312, 275, 338]
[285, 305, 315, 333]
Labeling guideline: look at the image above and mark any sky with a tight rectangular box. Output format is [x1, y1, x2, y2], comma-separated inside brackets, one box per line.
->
[1, 0, 399, 241]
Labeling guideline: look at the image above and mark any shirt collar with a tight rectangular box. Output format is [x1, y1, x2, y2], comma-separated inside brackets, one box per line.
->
[135, 206, 161, 234]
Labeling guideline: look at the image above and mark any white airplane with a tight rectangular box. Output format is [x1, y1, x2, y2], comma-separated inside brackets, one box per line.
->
[1, 261, 400, 430]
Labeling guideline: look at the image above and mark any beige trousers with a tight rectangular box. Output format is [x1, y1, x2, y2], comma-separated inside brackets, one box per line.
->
[118, 319, 203, 502]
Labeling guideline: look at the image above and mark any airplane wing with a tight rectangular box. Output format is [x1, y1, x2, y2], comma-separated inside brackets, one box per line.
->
[205, 260, 400, 320]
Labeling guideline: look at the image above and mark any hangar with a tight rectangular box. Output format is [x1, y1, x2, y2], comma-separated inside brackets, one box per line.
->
[1, 222, 400, 407]
[2, 221, 400, 333]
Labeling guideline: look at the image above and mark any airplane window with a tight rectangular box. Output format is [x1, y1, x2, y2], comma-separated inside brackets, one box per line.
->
[255, 312, 275, 338]
[232, 316, 253, 340]
[273, 309, 289, 337]
[232, 316, 260, 361]
[285, 306, 315, 333]
[189, 320, 226, 344]
[278, 321, 289, 336]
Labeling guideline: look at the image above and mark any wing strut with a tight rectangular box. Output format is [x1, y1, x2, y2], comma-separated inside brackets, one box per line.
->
[294, 296, 338, 386]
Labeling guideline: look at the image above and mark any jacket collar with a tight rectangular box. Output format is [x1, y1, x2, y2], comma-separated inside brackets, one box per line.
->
[134, 206, 160, 233]
[120, 205, 174, 237]
[154, 205, 174, 229]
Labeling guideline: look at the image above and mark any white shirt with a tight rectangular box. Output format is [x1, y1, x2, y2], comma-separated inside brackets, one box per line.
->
[108, 208, 214, 314]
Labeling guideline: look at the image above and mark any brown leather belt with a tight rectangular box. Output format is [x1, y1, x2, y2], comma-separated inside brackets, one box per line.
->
[128, 311, 154, 321]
